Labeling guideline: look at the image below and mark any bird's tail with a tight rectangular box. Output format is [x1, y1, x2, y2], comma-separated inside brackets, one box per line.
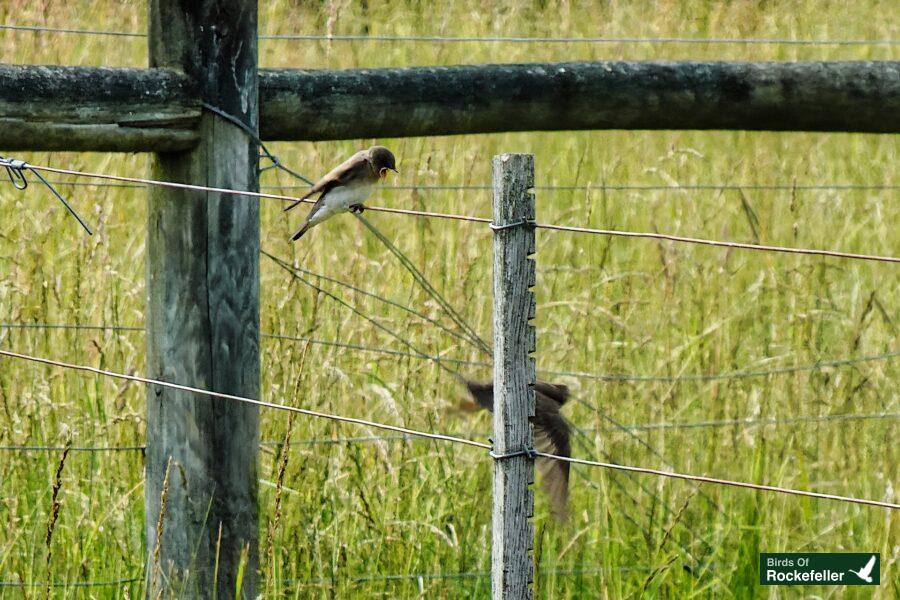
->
[291, 222, 311, 241]
[283, 190, 314, 213]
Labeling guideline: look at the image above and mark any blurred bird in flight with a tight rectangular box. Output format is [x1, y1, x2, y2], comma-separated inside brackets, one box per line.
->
[462, 379, 572, 521]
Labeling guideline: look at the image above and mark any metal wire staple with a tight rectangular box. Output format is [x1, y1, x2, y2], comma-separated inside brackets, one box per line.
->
[489, 218, 537, 232]
[489, 446, 538, 460]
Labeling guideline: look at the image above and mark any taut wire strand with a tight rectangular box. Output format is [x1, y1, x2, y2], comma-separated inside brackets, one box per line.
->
[1, 24, 898, 45]
[9, 161, 897, 263]
[0, 348, 895, 509]
[532, 451, 899, 509]
[0, 157, 93, 234]
[1, 323, 895, 383]
[0, 348, 488, 450]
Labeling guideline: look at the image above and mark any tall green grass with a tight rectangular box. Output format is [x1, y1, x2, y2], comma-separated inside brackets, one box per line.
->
[0, 0, 897, 597]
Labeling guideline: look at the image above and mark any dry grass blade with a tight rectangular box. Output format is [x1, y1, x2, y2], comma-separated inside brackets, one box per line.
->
[44, 438, 71, 600]
[151, 457, 173, 600]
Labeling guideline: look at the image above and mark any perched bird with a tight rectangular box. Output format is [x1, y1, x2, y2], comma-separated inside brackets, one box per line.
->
[286, 146, 398, 241]
[463, 379, 572, 521]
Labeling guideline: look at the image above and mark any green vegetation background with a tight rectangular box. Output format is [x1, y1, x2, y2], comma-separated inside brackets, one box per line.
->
[0, 1, 897, 597]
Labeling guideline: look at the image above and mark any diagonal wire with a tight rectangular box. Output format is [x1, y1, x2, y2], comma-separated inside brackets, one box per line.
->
[2, 323, 896, 384]
[0, 348, 488, 449]
[531, 450, 899, 509]
[201, 97, 492, 366]
[535, 222, 900, 263]
[353, 213, 493, 355]
[11, 160, 898, 264]
[262, 250, 463, 378]
[199, 102, 314, 185]
[0, 156, 92, 234]
[2, 347, 895, 509]
[288, 265, 476, 347]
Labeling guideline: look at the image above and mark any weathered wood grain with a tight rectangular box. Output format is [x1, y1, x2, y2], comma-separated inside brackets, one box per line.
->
[0, 61, 897, 151]
[491, 153, 536, 600]
[260, 61, 900, 138]
[0, 65, 199, 151]
[145, 1, 260, 598]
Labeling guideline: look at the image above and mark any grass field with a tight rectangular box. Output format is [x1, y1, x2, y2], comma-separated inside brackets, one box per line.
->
[0, 0, 898, 597]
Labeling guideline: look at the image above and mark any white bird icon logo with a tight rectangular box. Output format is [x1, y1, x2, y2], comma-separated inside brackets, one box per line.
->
[848, 555, 876, 583]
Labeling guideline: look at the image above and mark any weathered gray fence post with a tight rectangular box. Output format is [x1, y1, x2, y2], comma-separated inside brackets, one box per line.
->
[491, 153, 537, 599]
[146, 1, 260, 597]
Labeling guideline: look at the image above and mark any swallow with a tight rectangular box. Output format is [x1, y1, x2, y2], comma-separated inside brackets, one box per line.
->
[463, 379, 572, 521]
[285, 146, 398, 241]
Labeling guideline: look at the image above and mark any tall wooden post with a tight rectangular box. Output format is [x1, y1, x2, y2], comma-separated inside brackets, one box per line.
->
[491, 154, 537, 599]
[146, 1, 260, 597]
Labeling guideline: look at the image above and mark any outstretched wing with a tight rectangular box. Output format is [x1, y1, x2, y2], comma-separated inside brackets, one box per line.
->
[464, 380, 570, 410]
[534, 381, 570, 406]
[463, 379, 494, 411]
[462, 379, 572, 521]
[284, 150, 369, 212]
[860, 555, 876, 577]
[534, 394, 571, 521]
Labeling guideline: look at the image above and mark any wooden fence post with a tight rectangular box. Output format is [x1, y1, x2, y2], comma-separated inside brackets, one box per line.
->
[491, 153, 537, 599]
[145, 1, 260, 597]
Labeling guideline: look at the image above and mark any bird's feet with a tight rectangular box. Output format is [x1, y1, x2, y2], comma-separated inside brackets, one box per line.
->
[349, 204, 366, 214]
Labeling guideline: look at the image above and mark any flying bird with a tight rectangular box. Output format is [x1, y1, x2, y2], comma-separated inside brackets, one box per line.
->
[463, 379, 572, 521]
[848, 555, 877, 583]
[286, 146, 398, 241]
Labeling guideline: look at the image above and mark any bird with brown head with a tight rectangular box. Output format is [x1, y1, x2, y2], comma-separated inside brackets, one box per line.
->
[286, 145, 398, 241]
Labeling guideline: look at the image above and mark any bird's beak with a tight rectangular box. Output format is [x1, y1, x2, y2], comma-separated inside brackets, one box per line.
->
[391, 167, 399, 174]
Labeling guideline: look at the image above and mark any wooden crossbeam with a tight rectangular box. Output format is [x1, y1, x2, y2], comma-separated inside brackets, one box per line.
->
[261, 60, 900, 139]
[0, 64, 199, 151]
[0, 61, 897, 152]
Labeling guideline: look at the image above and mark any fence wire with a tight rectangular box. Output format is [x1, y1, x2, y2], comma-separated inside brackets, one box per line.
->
[3, 15, 898, 592]
[35, 179, 900, 192]
[0, 576, 142, 588]
[1, 347, 896, 509]
[0, 565, 643, 589]
[5, 159, 898, 264]
[2, 23, 897, 46]
[5, 407, 898, 454]
[2, 322, 895, 384]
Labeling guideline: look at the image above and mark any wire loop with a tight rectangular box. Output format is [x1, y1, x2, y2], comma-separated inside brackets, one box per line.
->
[489, 218, 537, 231]
[1, 157, 29, 190]
[0, 156, 92, 235]
[489, 441, 538, 460]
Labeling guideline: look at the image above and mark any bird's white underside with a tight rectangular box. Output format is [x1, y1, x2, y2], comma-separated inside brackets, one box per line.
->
[307, 183, 376, 226]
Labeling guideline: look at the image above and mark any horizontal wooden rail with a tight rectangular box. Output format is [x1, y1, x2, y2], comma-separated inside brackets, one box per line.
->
[1, 61, 898, 151]
[261, 61, 900, 139]
[0, 65, 200, 151]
